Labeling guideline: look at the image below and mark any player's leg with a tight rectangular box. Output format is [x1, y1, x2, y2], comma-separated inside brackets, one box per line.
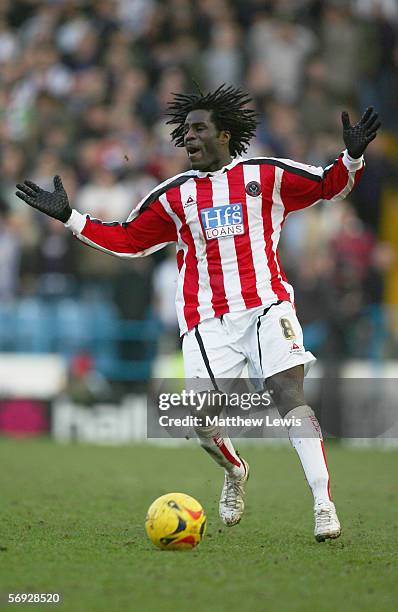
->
[254, 301, 340, 541]
[266, 366, 340, 541]
[183, 318, 249, 525]
[198, 408, 250, 527]
[183, 318, 246, 477]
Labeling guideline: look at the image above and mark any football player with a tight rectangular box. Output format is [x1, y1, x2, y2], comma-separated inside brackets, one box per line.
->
[16, 85, 380, 541]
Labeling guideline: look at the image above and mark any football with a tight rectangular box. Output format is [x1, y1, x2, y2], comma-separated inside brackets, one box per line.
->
[145, 492, 207, 550]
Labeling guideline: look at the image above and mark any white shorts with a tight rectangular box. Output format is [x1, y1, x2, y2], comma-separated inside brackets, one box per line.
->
[183, 301, 315, 390]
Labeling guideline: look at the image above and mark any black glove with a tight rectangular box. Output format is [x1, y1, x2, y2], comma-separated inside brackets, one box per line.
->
[341, 106, 381, 159]
[16, 175, 72, 223]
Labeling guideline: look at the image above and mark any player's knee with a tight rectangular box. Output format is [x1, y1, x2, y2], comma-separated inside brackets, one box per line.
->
[266, 367, 306, 418]
[189, 389, 225, 422]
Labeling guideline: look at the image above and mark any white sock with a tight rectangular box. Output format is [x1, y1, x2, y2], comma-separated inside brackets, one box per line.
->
[194, 424, 245, 478]
[285, 405, 331, 504]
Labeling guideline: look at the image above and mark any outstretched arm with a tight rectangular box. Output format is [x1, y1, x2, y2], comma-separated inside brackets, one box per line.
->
[278, 107, 381, 213]
[16, 176, 178, 257]
[66, 205, 177, 258]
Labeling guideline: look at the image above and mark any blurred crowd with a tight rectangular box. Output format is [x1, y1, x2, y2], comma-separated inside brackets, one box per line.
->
[0, 0, 397, 375]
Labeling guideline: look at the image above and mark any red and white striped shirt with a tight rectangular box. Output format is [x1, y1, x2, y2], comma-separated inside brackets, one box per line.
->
[66, 150, 364, 334]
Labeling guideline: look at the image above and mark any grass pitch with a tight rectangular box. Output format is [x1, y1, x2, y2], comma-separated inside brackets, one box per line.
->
[0, 439, 397, 612]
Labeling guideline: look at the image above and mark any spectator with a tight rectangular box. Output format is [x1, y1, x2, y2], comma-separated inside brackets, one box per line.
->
[75, 168, 132, 221]
[201, 21, 243, 89]
[152, 246, 180, 354]
[248, 13, 316, 102]
[66, 350, 112, 406]
[320, 4, 360, 99]
[0, 198, 21, 301]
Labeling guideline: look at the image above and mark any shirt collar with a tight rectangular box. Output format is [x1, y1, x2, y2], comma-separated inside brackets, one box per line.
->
[195, 156, 243, 178]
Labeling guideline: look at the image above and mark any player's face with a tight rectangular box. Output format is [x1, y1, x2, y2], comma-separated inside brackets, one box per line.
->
[183, 109, 231, 171]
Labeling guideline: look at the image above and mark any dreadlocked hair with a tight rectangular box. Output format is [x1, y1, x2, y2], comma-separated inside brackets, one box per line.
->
[166, 84, 258, 157]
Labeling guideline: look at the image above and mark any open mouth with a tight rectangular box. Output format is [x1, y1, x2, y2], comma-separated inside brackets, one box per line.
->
[187, 147, 202, 160]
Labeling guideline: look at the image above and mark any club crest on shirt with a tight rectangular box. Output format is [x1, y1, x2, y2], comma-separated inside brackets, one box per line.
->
[245, 181, 261, 197]
[200, 203, 244, 240]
